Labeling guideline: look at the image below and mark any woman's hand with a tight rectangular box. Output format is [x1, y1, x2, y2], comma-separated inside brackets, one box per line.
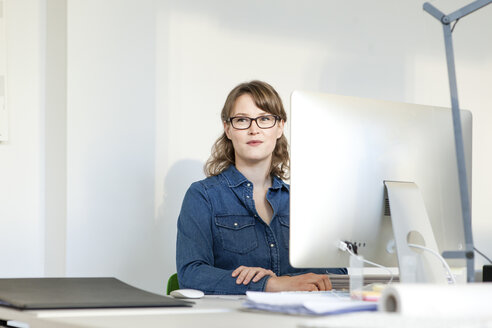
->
[265, 273, 332, 292]
[231, 266, 277, 285]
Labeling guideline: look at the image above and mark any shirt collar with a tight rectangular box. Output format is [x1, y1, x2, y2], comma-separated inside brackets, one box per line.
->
[271, 175, 289, 191]
[222, 165, 289, 191]
[222, 165, 249, 187]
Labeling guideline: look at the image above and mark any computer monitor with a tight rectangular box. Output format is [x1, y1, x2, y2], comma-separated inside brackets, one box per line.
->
[289, 91, 472, 282]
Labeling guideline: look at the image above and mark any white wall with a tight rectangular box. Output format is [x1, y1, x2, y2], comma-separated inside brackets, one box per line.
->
[66, 0, 160, 292]
[44, 0, 67, 277]
[0, 0, 45, 276]
[1, 0, 491, 293]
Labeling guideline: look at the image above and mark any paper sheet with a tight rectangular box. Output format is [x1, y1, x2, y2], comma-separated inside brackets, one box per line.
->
[243, 291, 377, 315]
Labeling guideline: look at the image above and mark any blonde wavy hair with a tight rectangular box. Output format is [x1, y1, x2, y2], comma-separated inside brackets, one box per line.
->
[204, 80, 289, 180]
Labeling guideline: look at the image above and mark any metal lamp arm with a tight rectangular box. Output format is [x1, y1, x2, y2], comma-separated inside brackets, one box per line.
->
[423, 0, 492, 282]
[424, 0, 492, 24]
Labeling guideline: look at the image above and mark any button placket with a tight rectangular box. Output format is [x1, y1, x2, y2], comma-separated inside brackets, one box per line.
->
[245, 182, 253, 202]
[265, 225, 280, 275]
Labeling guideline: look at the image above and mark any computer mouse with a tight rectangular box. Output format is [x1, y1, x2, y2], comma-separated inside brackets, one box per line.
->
[170, 289, 205, 299]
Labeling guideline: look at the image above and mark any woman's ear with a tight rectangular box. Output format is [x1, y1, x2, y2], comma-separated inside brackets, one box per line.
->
[224, 121, 232, 140]
[276, 120, 285, 139]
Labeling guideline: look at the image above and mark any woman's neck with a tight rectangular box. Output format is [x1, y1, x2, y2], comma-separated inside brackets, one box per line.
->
[235, 160, 272, 189]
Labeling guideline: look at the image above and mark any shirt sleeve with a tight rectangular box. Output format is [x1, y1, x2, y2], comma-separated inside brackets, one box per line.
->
[176, 182, 269, 294]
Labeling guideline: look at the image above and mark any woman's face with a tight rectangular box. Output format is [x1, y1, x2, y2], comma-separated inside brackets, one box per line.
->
[224, 93, 284, 168]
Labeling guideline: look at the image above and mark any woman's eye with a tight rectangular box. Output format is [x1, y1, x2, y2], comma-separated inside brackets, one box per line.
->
[259, 116, 272, 122]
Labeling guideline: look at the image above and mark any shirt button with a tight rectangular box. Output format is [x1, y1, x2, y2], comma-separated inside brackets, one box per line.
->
[246, 195, 250, 199]
[247, 183, 251, 187]
[234, 222, 238, 227]
[270, 243, 275, 248]
[254, 214, 258, 217]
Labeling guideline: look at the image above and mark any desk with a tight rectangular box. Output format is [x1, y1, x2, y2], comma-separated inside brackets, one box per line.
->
[1, 296, 300, 328]
[2, 295, 492, 328]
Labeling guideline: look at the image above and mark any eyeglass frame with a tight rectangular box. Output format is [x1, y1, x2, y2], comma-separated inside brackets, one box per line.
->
[226, 114, 281, 130]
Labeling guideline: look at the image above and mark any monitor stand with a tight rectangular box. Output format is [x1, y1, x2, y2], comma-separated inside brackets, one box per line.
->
[384, 181, 448, 283]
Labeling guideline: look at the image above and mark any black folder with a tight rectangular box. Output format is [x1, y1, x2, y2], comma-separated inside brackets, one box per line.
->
[0, 277, 192, 310]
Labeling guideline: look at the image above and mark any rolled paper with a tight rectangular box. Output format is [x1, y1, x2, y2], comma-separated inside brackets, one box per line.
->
[379, 283, 492, 317]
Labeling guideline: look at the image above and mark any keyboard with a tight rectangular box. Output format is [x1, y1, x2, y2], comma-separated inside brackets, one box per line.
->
[278, 290, 350, 297]
[299, 312, 491, 328]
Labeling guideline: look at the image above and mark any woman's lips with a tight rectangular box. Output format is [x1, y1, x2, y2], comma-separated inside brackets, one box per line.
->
[247, 140, 263, 146]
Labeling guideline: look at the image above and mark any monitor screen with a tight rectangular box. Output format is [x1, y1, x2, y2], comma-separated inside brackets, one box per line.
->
[289, 91, 472, 274]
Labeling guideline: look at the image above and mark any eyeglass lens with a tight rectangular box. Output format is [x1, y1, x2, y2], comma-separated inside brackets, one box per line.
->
[230, 115, 277, 129]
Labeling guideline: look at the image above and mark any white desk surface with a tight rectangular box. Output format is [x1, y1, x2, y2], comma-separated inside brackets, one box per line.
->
[1, 295, 491, 328]
[0, 296, 300, 328]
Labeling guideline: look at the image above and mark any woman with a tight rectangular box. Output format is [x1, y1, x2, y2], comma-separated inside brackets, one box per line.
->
[176, 80, 346, 294]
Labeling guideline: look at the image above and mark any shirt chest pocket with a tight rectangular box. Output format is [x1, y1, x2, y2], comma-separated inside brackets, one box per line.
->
[215, 215, 258, 254]
[278, 215, 290, 249]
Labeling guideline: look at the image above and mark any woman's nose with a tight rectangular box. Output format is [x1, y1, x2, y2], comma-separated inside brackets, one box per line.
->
[248, 122, 260, 134]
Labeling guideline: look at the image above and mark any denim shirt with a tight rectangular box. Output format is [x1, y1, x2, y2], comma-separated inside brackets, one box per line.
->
[176, 165, 347, 294]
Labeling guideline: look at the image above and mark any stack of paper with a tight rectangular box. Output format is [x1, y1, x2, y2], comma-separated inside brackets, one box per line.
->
[243, 291, 377, 315]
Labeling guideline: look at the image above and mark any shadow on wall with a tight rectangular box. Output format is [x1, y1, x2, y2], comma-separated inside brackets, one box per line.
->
[156, 159, 205, 281]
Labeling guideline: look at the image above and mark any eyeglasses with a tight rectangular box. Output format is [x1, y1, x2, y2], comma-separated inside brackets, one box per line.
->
[228, 115, 280, 130]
